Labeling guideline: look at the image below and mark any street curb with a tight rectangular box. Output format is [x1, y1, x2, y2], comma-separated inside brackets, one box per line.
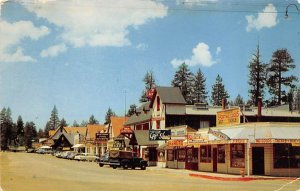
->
[189, 173, 297, 181]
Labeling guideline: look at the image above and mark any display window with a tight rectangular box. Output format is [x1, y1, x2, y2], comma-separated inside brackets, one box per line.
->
[230, 144, 245, 168]
[274, 144, 300, 169]
[177, 149, 186, 162]
[217, 145, 225, 163]
[187, 148, 198, 163]
[167, 149, 174, 161]
[200, 145, 211, 163]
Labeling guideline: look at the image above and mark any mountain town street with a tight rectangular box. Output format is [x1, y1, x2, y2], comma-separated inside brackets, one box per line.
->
[1, 152, 299, 191]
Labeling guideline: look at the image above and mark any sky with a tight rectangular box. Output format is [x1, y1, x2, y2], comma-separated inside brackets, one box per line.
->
[1, 0, 300, 129]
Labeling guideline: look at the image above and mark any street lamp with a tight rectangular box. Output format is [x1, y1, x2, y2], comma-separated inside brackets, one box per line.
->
[285, 3, 299, 19]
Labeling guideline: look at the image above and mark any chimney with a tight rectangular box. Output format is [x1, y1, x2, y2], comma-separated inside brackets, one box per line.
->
[257, 98, 262, 122]
[222, 98, 226, 110]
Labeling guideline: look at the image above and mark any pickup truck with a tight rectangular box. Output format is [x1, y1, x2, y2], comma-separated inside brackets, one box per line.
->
[98, 150, 148, 170]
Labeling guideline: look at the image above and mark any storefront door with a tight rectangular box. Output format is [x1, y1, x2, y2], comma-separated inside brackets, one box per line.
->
[252, 147, 265, 175]
[213, 148, 217, 172]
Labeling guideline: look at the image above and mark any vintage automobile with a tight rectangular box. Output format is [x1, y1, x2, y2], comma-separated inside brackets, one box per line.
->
[74, 153, 99, 162]
[97, 153, 110, 167]
[99, 150, 147, 170]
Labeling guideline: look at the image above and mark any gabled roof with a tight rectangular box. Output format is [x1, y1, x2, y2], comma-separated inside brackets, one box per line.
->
[64, 127, 87, 135]
[110, 116, 128, 138]
[124, 102, 152, 126]
[86, 124, 107, 140]
[150, 86, 186, 108]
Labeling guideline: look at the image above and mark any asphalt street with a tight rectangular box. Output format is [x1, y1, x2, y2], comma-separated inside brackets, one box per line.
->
[0, 152, 299, 191]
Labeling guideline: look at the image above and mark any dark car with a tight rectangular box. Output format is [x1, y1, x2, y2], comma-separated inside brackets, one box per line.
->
[97, 153, 110, 167]
[99, 150, 147, 170]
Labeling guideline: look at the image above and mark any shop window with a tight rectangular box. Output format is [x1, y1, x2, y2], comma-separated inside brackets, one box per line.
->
[200, 121, 210, 128]
[231, 144, 245, 168]
[200, 145, 211, 163]
[217, 145, 225, 163]
[143, 123, 149, 130]
[167, 150, 174, 161]
[177, 149, 186, 162]
[274, 144, 300, 169]
[187, 148, 198, 163]
[157, 96, 160, 111]
[136, 125, 142, 130]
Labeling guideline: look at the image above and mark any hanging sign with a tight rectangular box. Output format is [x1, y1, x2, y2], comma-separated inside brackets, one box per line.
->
[168, 140, 184, 147]
[149, 129, 171, 141]
[95, 133, 110, 141]
[208, 128, 230, 140]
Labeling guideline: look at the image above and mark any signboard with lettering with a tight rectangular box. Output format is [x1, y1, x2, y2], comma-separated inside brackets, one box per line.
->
[208, 128, 230, 140]
[255, 139, 300, 144]
[216, 108, 240, 127]
[187, 132, 209, 144]
[95, 133, 110, 141]
[168, 140, 184, 147]
[120, 127, 133, 134]
[149, 129, 171, 141]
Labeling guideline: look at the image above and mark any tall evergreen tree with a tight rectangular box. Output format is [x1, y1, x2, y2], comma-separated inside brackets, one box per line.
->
[59, 118, 68, 127]
[191, 68, 208, 103]
[233, 94, 245, 106]
[171, 63, 193, 104]
[44, 106, 60, 137]
[210, 74, 229, 106]
[0, 107, 15, 150]
[80, 120, 88, 127]
[267, 48, 298, 105]
[127, 104, 137, 117]
[24, 122, 37, 148]
[88, 115, 99, 125]
[16, 115, 25, 146]
[140, 71, 156, 103]
[105, 108, 116, 124]
[248, 44, 267, 106]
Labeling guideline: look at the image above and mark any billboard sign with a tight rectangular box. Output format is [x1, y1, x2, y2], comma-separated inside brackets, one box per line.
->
[95, 133, 110, 141]
[149, 129, 171, 141]
[216, 108, 240, 127]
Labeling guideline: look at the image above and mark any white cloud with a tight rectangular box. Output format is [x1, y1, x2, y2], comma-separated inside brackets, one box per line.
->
[0, 19, 49, 62]
[136, 43, 148, 50]
[216, 47, 221, 55]
[177, 0, 218, 7]
[171, 42, 219, 68]
[23, 0, 168, 48]
[246, 4, 278, 32]
[40, 43, 67, 58]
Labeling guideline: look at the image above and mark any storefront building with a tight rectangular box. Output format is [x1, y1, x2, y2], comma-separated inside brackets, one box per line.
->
[188, 122, 300, 177]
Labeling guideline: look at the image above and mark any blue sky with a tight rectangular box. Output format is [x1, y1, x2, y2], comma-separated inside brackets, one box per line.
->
[1, 0, 300, 129]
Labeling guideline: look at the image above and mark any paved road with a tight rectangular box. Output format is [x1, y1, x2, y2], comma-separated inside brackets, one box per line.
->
[0, 152, 299, 191]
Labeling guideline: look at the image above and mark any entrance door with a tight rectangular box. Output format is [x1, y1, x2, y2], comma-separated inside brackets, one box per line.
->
[213, 148, 217, 172]
[252, 147, 265, 175]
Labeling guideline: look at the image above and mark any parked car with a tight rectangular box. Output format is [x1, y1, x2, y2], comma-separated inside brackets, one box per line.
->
[67, 151, 79, 160]
[100, 150, 148, 170]
[74, 153, 99, 162]
[96, 153, 110, 167]
[35, 148, 53, 154]
[61, 151, 72, 159]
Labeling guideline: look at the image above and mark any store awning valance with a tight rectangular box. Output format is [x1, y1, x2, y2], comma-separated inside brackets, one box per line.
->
[72, 144, 85, 148]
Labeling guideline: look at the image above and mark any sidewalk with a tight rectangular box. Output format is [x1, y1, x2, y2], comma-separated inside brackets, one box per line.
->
[147, 166, 299, 181]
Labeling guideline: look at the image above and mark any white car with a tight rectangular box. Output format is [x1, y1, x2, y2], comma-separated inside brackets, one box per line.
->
[74, 153, 99, 162]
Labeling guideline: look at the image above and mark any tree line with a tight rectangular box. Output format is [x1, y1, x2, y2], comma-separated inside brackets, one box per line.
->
[138, 46, 299, 109]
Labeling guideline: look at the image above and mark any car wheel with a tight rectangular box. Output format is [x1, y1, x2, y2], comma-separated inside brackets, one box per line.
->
[112, 166, 117, 169]
[123, 164, 128, 169]
[99, 164, 104, 167]
[131, 166, 136, 170]
[141, 164, 146, 170]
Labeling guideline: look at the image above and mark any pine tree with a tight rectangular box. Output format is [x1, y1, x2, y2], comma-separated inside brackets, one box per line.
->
[105, 108, 116, 124]
[267, 49, 298, 105]
[44, 106, 60, 137]
[127, 104, 137, 117]
[24, 122, 37, 148]
[72, 120, 80, 127]
[248, 44, 267, 106]
[210, 74, 229, 106]
[233, 94, 244, 106]
[80, 120, 88, 127]
[59, 118, 68, 127]
[140, 71, 156, 103]
[0, 107, 15, 150]
[171, 63, 193, 104]
[191, 68, 208, 103]
[16, 116, 25, 146]
[88, 115, 99, 125]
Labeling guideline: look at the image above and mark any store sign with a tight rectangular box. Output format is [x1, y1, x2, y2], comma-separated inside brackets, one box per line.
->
[120, 127, 133, 134]
[256, 139, 300, 144]
[216, 108, 240, 127]
[171, 126, 187, 137]
[187, 132, 208, 143]
[95, 133, 109, 141]
[168, 140, 184, 147]
[208, 128, 230, 140]
[149, 129, 171, 141]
